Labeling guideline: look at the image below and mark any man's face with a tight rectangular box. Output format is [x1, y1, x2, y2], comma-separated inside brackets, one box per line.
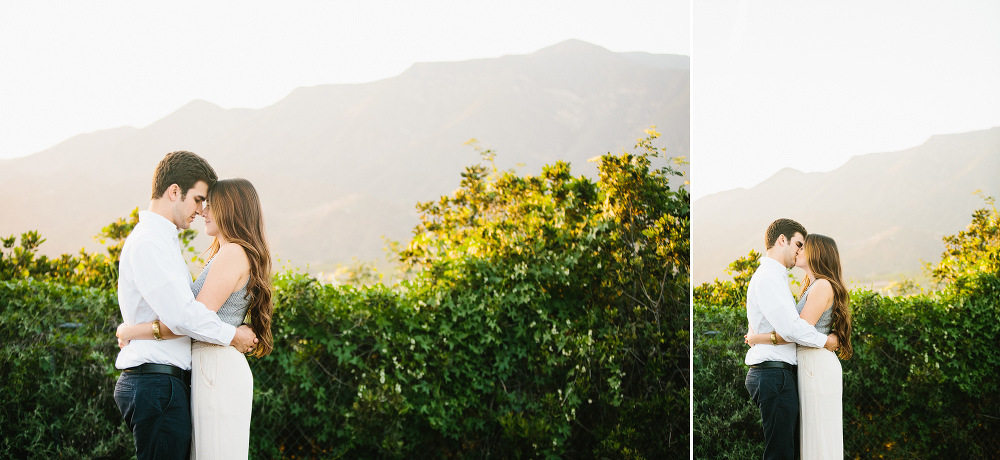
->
[794, 243, 809, 271]
[782, 232, 805, 269]
[170, 181, 209, 230]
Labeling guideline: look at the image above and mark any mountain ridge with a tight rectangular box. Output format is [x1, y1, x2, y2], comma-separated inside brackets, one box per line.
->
[1, 40, 688, 271]
[693, 127, 1000, 286]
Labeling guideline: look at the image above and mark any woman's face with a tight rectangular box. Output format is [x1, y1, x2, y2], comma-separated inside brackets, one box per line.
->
[203, 203, 219, 237]
[795, 245, 809, 270]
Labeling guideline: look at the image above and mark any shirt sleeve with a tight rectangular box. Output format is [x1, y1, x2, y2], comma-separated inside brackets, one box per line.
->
[129, 236, 237, 345]
[756, 271, 828, 348]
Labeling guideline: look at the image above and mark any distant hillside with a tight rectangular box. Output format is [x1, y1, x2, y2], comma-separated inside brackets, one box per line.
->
[693, 127, 1000, 286]
[0, 40, 689, 271]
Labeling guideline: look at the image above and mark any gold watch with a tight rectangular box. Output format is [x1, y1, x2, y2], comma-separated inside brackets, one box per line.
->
[770, 332, 777, 345]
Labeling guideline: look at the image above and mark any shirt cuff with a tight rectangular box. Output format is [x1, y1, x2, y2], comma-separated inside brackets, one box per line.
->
[215, 323, 237, 346]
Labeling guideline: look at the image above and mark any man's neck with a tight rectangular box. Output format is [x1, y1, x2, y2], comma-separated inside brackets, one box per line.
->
[763, 249, 785, 268]
[148, 201, 178, 229]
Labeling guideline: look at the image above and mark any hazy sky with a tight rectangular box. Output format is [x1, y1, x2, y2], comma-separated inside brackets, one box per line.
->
[0, 1, 689, 160]
[693, 0, 1000, 199]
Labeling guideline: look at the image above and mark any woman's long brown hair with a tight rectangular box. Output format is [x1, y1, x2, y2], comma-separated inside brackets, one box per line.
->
[205, 178, 273, 358]
[799, 234, 853, 360]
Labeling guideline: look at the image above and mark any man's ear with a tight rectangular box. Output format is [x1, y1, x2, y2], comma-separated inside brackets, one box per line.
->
[165, 184, 181, 202]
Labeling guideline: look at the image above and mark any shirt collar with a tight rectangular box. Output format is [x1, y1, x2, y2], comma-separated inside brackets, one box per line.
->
[760, 255, 788, 272]
[138, 210, 182, 239]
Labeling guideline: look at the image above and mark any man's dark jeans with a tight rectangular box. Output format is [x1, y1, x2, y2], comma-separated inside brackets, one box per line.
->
[746, 367, 799, 460]
[114, 372, 191, 460]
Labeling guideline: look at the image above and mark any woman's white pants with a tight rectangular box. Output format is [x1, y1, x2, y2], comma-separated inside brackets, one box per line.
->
[190, 342, 253, 460]
[797, 345, 843, 459]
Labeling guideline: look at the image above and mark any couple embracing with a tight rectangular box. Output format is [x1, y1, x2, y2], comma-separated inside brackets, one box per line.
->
[743, 218, 854, 459]
[113, 151, 273, 459]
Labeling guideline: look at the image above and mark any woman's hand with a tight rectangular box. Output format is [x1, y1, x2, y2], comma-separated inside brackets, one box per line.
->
[116, 323, 130, 348]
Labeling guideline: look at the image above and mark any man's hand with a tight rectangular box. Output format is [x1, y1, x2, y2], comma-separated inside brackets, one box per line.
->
[116, 323, 130, 349]
[231, 324, 258, 353]
[824, 333, 839, 353]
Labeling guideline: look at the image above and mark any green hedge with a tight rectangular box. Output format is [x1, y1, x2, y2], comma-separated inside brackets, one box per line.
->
[0, 266, 686, 459]
[0, 279, 133, 459]
[694, 273, 1000, 459]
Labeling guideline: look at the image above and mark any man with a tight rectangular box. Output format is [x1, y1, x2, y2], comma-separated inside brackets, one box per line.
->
[113, 151, 258, 460]
[744, 218, 838, 460]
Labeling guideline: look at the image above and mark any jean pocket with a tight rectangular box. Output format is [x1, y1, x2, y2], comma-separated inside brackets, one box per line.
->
[113, 375, 136, 418]
[114, 373, 135, 394]
[745, 371, 758, 396]
[146, 375, 173, 413]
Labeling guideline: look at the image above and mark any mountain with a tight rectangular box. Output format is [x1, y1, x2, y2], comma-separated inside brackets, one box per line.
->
[0, 40, 689, 271]
[692, 127, 1000, 286]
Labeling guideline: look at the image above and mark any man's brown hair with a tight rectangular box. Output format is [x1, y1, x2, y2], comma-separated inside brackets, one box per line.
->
[151, 151, 218, 200]
[765, 218, 807, 249]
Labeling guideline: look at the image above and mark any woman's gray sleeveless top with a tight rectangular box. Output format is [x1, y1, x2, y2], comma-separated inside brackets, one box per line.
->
[192, 256, 250, 327]
[796, 283, 833, 334]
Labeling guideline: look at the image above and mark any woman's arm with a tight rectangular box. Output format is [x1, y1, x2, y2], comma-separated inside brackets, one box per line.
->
[116, 321, 182, 347]
[745, 331, 789, 346]
[745, 282, 834, 347]
[798, 279, 833, 325]
[193, 244, 250, 313]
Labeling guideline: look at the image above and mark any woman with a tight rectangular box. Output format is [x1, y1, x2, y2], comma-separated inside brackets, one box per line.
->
[745, 233, 853, 459]
[117, 178, 273, 459]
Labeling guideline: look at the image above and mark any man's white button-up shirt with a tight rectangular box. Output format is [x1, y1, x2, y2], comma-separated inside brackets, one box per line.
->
[115, 211, 237, 370]
[744, 256, 827, 366]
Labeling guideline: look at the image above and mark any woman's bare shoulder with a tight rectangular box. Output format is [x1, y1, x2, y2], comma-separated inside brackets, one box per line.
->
[213, 243, 250, 271]
[810, 278, 833, 295]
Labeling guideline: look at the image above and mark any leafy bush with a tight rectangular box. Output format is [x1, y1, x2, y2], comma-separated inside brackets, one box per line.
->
[0, 279, 132, 459]
[930, 194, 999, 289]
[248, 130, 689, 458]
